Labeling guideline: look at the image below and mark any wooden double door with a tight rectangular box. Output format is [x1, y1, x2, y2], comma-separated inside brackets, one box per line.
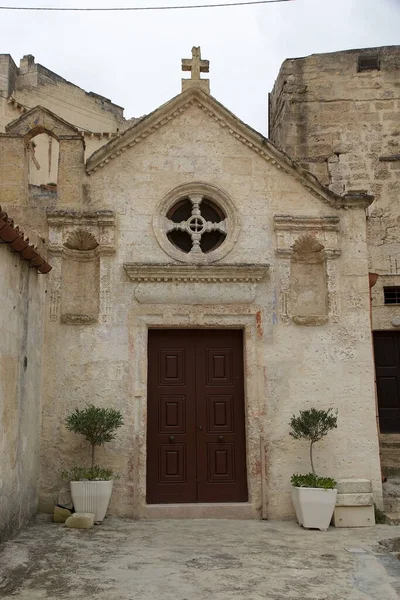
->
[146, 329, 248, 504]
[374, 331, 400, 433]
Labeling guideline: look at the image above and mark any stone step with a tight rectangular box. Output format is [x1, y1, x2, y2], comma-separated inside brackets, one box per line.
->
[385, 512, 400, 526]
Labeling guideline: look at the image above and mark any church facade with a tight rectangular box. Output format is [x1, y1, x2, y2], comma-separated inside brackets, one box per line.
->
[0, 48, 385, 531]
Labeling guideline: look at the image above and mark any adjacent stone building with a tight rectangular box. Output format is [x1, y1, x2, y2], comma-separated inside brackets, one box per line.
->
[1, 46, 393, 534]
[269, 45, 400, 437]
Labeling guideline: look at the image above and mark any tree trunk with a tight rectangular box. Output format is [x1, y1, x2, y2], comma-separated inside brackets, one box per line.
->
[91, 445, 95, 469]
[310, 441, 316, 475]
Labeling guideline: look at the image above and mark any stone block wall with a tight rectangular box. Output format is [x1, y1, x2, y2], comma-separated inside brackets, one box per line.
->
[0, 244, 46, 541]
[269, 46, 400, 330]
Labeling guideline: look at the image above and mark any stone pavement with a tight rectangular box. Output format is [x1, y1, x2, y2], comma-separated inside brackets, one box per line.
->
[1, 516, 400, 599]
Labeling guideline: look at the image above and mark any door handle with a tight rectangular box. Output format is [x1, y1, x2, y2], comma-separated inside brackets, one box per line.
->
[218, 435, 224, 442]
[169, 435, 175, 443]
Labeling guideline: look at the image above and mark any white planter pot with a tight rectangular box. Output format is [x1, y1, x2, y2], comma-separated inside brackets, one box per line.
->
[291, 486, 337, 531]
[70, 480, 113, 522]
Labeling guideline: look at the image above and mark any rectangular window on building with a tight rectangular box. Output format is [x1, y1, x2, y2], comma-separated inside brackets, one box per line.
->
[358, 55, 380, 72]
[384, 287, 400, 305]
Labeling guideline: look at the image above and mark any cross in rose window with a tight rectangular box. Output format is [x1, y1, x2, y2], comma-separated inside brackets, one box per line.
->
[166, 195, 227, 254]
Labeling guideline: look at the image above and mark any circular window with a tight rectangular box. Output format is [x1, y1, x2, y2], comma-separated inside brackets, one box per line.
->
[166, 197, 227, 254]
[153, 183, 241, 264]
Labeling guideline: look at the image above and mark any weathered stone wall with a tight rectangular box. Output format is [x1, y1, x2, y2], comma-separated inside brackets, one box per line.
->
[0, 54, 136, 168]
[0, 244, 46, 541]
[269, 45, 400, 331]
[37, 99, 382, 519]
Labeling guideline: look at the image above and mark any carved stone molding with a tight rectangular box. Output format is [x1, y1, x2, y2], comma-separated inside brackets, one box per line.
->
[47, 210, 115, 256]
[47, 210, 115, 323]
[274, 215, 341, 260]
[61, 314, 97, 325]
[85, 88, 373, 213]
[124, 264, 268, 283]
[153, 182, 241, 265]
[274, 215, 340, 231]
[274, 214, 340, 325]
[124, 263, 268, 305]
[64, 230, 99, 251]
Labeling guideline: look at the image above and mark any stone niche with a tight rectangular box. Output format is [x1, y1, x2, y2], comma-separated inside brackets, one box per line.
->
[47, 210, 115, 324]
[290, 235, 328, 325]
[274, 215, 341, 325]
[61, 230, 100, 324]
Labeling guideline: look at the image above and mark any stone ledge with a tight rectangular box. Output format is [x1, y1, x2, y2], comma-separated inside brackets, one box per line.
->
[123, 263, 269, 283]
[336, 493, 373, 507]
[336, 479, 372, 494]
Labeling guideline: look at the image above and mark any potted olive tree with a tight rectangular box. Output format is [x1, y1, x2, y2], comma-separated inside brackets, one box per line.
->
[290, 407, 338, 531]
[61, 405, 123, 522]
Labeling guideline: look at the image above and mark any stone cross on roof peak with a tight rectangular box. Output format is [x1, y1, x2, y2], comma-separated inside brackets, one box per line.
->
[181, 46, 210, 94]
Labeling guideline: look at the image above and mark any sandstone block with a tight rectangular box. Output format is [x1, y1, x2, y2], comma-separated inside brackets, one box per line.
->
[336, 493, 373, 507]
[332, 505, 375, 528]
[336, 479, 372, 494]
[53, 506, 73, 523]
[65, 513, 95, 529]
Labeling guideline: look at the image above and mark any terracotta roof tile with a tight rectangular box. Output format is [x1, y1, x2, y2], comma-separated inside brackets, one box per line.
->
[0, 207, 51, 274]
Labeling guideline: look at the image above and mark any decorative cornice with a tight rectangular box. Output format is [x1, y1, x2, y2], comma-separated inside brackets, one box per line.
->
[274, 215, 340, 231]
[274, 214, 341, 260]
[123, 263, 269, 283]
[47, 209, 116, 256]
[47, 209, 115, 227]
[85, 87, 372, 212]
[6, 105, 80, 139]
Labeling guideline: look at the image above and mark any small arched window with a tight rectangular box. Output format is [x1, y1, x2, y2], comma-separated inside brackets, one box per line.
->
[27, 131, 59, 192]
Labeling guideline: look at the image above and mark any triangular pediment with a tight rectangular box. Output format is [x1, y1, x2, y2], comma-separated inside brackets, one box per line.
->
[6, 105, 80, 139]
[86, 86, 372, 210]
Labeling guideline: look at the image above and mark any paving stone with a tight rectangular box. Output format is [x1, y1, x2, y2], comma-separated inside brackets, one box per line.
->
[0, 517, 400, 599]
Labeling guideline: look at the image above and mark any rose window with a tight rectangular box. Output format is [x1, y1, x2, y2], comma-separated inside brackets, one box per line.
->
[166, 195, 227, 255]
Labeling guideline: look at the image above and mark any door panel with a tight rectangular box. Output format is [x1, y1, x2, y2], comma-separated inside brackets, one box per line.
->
[196, 330, 248, 503]
[207, 395, 234, 432]
[374, 331, 400, 433]
[147, 329, 248, 503]
[147, 331, 197, 503]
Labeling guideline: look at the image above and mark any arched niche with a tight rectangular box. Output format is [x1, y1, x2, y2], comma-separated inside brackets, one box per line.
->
[27, 131, 60, 188]
[290, 234, 329, 325]
[5, 105, 83, 198]
[60, 229, 100, 325]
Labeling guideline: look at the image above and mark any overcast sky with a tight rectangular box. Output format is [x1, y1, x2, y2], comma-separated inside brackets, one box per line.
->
[1, 0, 400, 134]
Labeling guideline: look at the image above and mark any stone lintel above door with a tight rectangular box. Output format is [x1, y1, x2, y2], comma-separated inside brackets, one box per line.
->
[123, 263, 269, 305]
